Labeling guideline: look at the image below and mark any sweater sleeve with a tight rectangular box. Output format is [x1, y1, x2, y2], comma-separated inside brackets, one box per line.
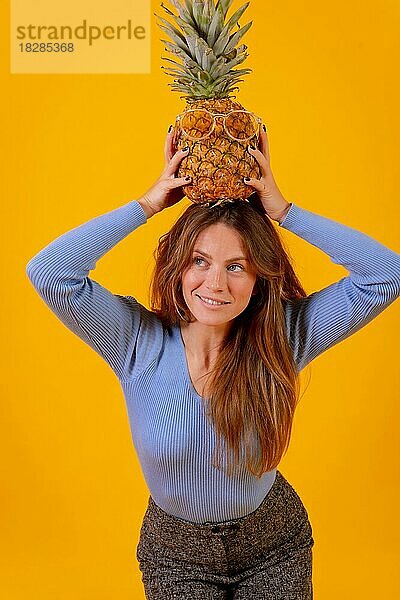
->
[25, 200, 164, 381]
[279, 203, 400, 372]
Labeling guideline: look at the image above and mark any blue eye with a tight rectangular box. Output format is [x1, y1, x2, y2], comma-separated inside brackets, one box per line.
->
[227, 264, 244, 272]
[193, 256, 206, 266]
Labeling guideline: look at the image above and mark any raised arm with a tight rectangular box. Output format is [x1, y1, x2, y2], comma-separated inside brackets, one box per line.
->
[26, 201, 162, 380]
[26, 130, 191, 380]
[244, 126, 400, 372]
[279, 203, 400, 371]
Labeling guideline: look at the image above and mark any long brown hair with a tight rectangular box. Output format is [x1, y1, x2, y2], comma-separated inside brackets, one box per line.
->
[150, 200, 307, 478]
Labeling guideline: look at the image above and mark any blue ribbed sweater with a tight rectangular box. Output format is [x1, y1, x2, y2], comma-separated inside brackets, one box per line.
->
[26, 200, 400, 523]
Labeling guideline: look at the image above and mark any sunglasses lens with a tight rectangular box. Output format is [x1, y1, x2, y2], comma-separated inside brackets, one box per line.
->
[225, 111, 259, 140]
[180, 110, 214, 139]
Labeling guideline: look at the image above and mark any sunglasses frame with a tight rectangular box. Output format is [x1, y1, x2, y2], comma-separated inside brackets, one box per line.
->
[175, 109, 262, 143]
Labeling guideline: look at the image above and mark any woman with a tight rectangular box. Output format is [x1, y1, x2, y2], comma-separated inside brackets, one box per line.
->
[26, 126, 400, 599]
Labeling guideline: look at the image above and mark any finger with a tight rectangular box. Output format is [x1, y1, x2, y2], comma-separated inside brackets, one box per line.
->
[165, 175, 192, 188]
[243, 176, 265, 192]
[247, 144, 270, 177]
[164, 145, 190, 177]
[258, 125, 270, 160]
[163, 125, 175, 164]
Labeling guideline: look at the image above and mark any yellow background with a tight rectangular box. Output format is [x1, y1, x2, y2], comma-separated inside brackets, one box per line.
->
[2, 0, 399, 598]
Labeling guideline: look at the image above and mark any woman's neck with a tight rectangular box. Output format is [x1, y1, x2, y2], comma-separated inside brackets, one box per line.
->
[179, 320, 229, 365]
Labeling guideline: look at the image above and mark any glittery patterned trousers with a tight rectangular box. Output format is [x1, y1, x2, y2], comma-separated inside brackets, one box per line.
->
[136, 470, 314, 599]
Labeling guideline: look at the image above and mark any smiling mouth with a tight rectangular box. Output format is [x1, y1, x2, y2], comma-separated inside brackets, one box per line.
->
[195, 294, 230, 307]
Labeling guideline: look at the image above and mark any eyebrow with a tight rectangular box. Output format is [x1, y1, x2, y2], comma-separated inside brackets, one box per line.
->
[193, 249, 248, 262]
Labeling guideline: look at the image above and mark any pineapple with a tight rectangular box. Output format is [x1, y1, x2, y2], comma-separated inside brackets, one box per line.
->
[157, 0, 262, 203]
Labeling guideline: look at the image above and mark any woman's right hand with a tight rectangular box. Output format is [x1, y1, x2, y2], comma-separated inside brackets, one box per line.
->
[137, 127, 191, 218]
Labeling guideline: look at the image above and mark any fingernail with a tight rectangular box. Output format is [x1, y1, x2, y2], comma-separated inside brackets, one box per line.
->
[168, 124, 173, 133]
[182, 146, 189, 152]
[244, 177, 251, 182]
[184, 176, 191, 182]
[262, 124, 266, 132]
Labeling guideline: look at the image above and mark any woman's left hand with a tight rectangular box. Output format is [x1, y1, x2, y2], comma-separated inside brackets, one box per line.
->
[244, 126, 291, 223]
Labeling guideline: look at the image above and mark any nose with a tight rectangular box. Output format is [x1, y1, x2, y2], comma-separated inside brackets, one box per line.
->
[205, 267, 225, 292]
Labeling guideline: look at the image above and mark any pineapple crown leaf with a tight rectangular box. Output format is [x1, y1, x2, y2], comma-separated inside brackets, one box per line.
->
[174, 47, 201, 70]
[161, 57, 189, 72]
[160, 2, 175, 17]
[163, 67, 207, 87]
[163, 8, 199, 42]
[223, 20, 252, 55]
[182, 0, 195, 18]
[217, 52, 249, 77]
[212, 70, 250, 87]
[195, 37, 214, 70]
[156, 15, 191, 54]
[216, 0, 235, 20]
[217, 1, 250, 43]
[157, 0, 253, 99]
[161, 39, 182, 55]
[191, 1, 210, 38]
[162, 40, 200, 71]
[206, 8, 223, 47]
[162, 53, 213, 84]
[167, 0, 196, 27]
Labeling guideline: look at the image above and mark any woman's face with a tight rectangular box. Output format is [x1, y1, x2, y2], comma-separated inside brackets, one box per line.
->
[181, 223, 257, 328]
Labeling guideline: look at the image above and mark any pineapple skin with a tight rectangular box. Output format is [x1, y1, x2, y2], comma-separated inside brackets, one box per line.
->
[175, 98, 261, 203]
